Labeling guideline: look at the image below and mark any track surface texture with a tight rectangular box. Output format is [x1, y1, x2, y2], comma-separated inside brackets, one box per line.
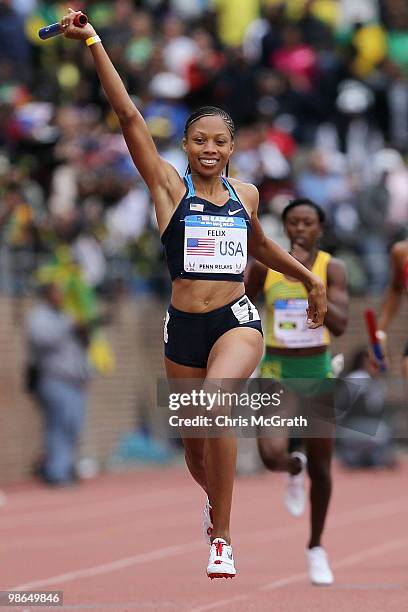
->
[1, 460, 407, 611]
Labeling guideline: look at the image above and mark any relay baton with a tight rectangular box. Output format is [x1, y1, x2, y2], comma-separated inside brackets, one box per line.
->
[38, 12, 88, 40]
[364, 309, 387, 372]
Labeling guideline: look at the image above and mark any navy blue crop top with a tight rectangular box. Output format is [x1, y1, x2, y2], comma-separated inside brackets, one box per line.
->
[161, 175, 252, 281]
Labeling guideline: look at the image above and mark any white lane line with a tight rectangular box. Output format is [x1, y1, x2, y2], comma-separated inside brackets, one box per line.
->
[189, 536, 408, 612]
[11, 541, 203, 591]
[189, 595, 251, 612]
[2, 471, 404, 530]
[8, 495, 401, 554]
[249, 498, 408, 544]
[1, 481, 169, 511]
[0, 487, 195, 531]
[327, 536, 408, 575]
[261, 536, 408, 591]
[8, 496, 408, 592]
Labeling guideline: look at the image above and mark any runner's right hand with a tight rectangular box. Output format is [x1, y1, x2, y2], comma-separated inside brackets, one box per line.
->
[306, 275, 327, 329]
[60, 8, 96, 41]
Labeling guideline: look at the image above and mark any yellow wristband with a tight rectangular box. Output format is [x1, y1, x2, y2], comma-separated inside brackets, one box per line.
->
[86, 35, 101, 47]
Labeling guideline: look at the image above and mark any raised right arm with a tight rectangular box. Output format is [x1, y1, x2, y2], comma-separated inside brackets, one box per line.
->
[61, 10, 184, 229]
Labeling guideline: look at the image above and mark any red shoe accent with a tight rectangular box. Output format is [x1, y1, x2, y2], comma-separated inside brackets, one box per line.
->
[215, 541, 224, 557]
[207, 526, 213, 536]
[214, 560, 222, 564]
[208, 573, 235, 580]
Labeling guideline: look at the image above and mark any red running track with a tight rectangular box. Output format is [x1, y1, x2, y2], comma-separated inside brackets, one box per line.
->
[1, 460, 408, 611]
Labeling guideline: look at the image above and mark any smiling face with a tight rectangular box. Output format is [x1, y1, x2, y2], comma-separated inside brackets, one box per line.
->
[183, 115, 234, 177]
[284, 205, 322, 250]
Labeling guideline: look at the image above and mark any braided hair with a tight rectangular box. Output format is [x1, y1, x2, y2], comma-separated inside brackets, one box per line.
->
[184, 106, 235, 177]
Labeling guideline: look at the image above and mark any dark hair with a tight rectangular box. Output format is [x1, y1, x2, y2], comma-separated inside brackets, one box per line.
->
[282, 198, 326, 224]
[184, 106, 235, 138]
[184, 106, 234, 177]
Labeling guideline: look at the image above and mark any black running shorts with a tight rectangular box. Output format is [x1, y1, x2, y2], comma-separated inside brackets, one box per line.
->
[164, 295, 263, 368]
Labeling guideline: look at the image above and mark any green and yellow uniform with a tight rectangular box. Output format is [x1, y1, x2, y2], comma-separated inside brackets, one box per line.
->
[261, 250, 333, 394]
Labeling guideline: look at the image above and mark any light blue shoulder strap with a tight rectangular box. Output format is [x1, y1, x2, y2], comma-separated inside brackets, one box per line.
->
[185, 174, 195, 198]
[221, 177, 240, 202]
[185, 174, 240, 202]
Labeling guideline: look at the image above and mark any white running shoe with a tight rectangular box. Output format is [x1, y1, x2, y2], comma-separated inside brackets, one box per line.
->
[203, 496, 213, 544]
[306, 546, 334, 585]
[207, 538, 236, 579]
[284, 451, 307, 517]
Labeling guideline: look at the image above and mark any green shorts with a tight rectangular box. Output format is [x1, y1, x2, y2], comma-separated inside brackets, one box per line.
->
[260, 351, 334, 397]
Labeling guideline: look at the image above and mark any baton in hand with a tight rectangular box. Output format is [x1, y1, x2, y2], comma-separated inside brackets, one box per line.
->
[38, 12, 88, 40]
[364, 309, 387, 373]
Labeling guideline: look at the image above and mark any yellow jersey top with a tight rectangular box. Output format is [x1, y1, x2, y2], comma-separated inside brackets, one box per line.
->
[264, 250, 331, 349]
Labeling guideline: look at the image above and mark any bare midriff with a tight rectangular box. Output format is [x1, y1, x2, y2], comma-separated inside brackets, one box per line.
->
[171, 278, 245, 313]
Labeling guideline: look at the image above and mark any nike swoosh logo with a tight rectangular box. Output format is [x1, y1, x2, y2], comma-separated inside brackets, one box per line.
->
[228, 208, 243, 216]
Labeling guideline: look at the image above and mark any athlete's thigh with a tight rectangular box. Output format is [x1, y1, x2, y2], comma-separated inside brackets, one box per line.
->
[164, 356, 207, 404]
[206, 327, 264, 379]
[164, 357, 207, 456]
[165, 356, 206, 380]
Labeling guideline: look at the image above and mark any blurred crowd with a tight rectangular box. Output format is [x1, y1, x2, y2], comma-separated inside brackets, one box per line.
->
[1, 0, 408, 297]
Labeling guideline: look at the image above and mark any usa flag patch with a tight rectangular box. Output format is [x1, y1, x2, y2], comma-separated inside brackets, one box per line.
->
[186, 238, 215, 256]
[190, 203, 204, 212]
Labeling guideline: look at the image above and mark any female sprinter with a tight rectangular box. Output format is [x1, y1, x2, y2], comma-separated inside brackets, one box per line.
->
[60, 10, 327, 579]
[245, 198, 348, 585]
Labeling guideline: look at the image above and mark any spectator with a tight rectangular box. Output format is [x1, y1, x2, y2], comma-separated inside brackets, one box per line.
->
[104, 174, 150, 253]
[161, 14, 198, 79]
[298, 0, 334, 50]
[98, 0, 134, 49]
[211, 0, 261, 48]
[0, 0, 30, 76]
[210, 46, 258, 125]
[386, 12, 408, 74]
[11, 0, 37, 17]
[167, 0, 210, 20]
[146, 116, 187, 175]
[125, 10, 155, 73]
[26, 281, 91, 486]
[0, 0, 408, 300]
[185, 27, 225, 108]
[270, 23, 319, 92]
[296, 149, 351, 216]
[258, 2, 286, 67]
[356, 169, 389, 293]
[143, 72, 189, 140]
